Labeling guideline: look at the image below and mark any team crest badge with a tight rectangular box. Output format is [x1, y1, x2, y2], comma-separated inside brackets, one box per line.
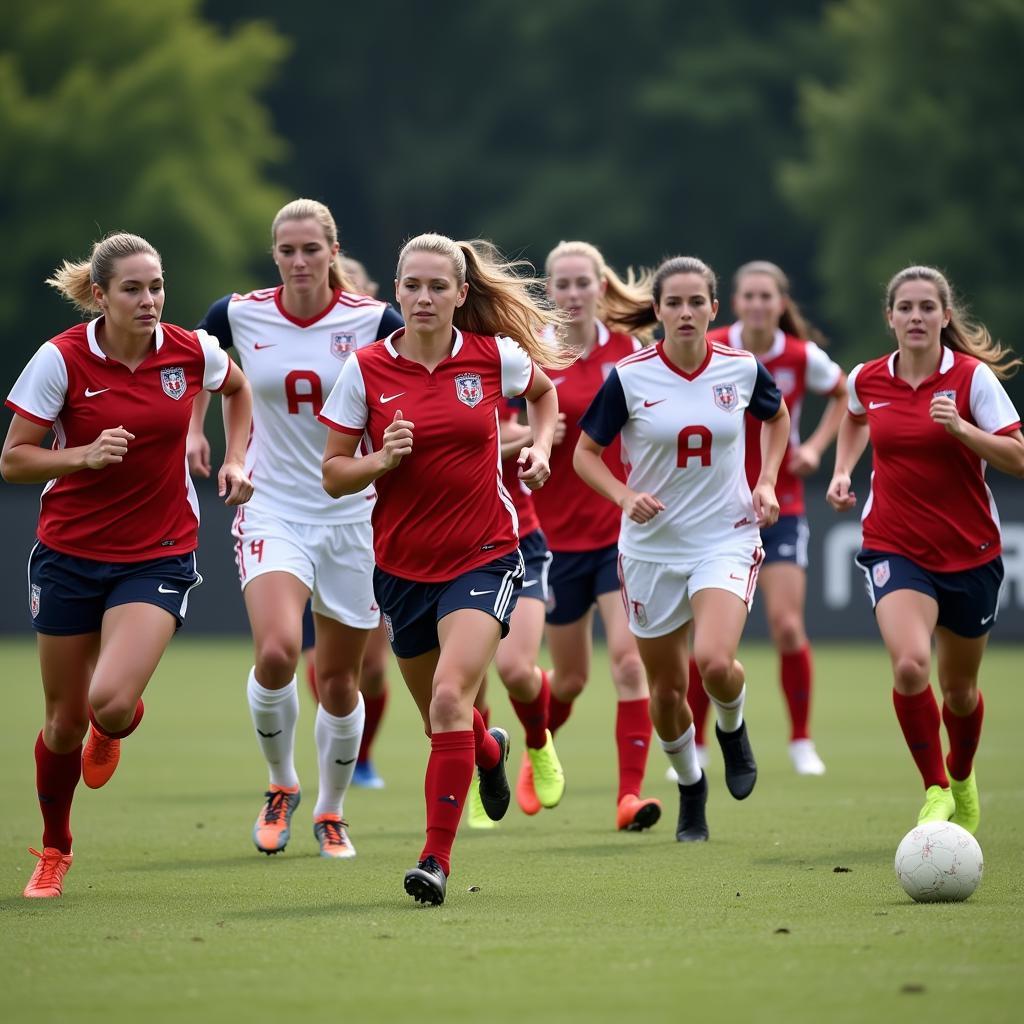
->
[933, 389, 957, 402]
[160, 366, 187, 400]
[331, 332, 356, 361]
[30, 584, 40, 619]
[773, 368, 796, 395]
[713, 383, 738, 410]
[872, 561, 891, 589]
[454, 372, 484, 408]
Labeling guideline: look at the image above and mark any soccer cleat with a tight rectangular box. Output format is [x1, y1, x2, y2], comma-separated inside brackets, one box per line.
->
[476, 727, 511, 821]
[917, 784, 955, 825]
[313, 814, 356, 858]
[527, 730, 565, 809]
[676, 772, 710, 842]
[716, 721, 757, 800]
[23, 847, 73, 899]
[516, 753, 542, 816]
[404, 855, 447, 906]
[352, 760, 386, 789]
[616, 793, 662, 832]
[789, 739, 826, 776]
[467, 777, 496, 829]
[252, 784, 301, 854]
[949, 772, 980, 833]
[82, 727, 120, 789]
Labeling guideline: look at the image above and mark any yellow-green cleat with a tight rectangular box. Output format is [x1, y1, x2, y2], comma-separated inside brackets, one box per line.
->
[917, 784, 955, 825]
[949, 770, 980, 834]
[467, 777, 496, 830]
[526, 730, 565, 809]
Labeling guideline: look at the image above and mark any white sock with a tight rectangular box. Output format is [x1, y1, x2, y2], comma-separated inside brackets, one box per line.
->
[710, 685, 745, 734]
[247, 669, 300, 788]
[661, 724, 702, 786]
[314, 695, 365, 818]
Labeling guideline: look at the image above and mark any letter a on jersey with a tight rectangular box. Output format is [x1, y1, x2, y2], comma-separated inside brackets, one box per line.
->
[455, 372, 484, 408]
[713, 383, 738, 411]
[161, 366, 187, 400]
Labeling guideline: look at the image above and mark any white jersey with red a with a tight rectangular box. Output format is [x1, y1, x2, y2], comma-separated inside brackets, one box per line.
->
[579, 340, 782, 564]
[5, 318, 230, 562]
[848, 346, 1020, 572]
[319, 328, 534, 583]
[199, 287, 402, 525]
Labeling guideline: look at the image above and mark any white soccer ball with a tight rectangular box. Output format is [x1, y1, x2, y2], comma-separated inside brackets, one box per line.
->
[894, 821, 983, 903]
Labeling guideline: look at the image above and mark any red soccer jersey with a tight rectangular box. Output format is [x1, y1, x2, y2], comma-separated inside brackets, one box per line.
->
[319, 328, 535, 583]
[709, 324, 844, 517]
[5, 318, 230, 562]
[847, 346, 1021, 571]
[499, 397, 541, 537]
[531, 321, 639, 551]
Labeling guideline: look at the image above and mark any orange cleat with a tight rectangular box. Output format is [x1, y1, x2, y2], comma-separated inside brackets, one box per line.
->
[516, 752, 542, 816]
[23, 847, 73, 898]
[616, 794, 662, 832]
[313, 814, 356, 859]
[82, 728, 120, 789]
[253, 784, 301, 854]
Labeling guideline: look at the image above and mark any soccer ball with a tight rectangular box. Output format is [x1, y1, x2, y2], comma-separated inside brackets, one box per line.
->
[894, 821, 983, 903]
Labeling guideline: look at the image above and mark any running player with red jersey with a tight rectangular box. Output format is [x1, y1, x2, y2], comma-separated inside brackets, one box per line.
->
[827, 266, 1023, 833]
[576, 256, 789, 842]
[188, 199, 403, 859]
[684, 262, 846, 776]
[321, 233, 564, 905]
[533, 240, 662, 832]
[3, 233, 253, 898]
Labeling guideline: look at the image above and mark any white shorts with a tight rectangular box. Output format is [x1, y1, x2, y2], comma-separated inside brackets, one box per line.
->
[618, 544, 765, 639]
[231, 506, 379, 630]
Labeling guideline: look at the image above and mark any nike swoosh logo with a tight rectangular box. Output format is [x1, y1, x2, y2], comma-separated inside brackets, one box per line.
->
[157, 584, 179, 594]
[469, 588, 495, 596]
[84, 388, 110, 398]
[643, 399, 666, 408]
[335, 758, 356, 765]
[981, 614, 994, 624]
[523, 580, 538, 588]
[380, 392, 406, 404]
[256, 729, 282, 738]
[868, 401, 891, 409]
[254, 343, 277, 350]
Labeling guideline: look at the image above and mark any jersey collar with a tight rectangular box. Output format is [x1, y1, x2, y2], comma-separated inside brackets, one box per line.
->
[87, 316, 164, 360]
[274, 286, 341, 328]
[384, 327, 464, 361]
[887, 344, 954, 377]
[727, 321, 785, 360]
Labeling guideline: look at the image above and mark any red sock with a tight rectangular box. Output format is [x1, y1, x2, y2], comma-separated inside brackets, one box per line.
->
[548, 694, 573, 736]
[510, 669, 550, 749]
[687, 657, 709, 746]
[780, 646, 813, 741]
[472, 707, 500, 770]
[305, 660, 320, 704]
[90, 699, 144, 740]
[34, 732, 81, 854]
[615, 698, 652, 801]
[420, 730, 475, 876]
[358, 689, 388, 764]
[943, 691, 984, 781]
[892, 688, 947, 789]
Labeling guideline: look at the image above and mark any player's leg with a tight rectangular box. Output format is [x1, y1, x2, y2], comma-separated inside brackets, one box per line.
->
[354, 622, 390, 788]
[300, 601, 318, 703]
[466, 672, 495, 830]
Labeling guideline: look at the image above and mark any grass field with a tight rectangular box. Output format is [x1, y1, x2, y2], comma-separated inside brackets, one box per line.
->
[2, 638, 1022, 1023]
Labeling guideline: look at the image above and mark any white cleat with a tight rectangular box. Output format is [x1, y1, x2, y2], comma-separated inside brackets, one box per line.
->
[789, 739, 826, 776]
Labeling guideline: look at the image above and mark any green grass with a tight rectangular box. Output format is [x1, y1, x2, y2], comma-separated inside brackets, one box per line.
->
[2, 639, 1022, 1023]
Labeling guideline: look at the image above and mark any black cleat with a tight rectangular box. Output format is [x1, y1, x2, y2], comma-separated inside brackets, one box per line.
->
[716, 721, 757, 800]
[477, 727, 511, 821]
[404, 855, 447, 905]
[676, 772, 710, 842]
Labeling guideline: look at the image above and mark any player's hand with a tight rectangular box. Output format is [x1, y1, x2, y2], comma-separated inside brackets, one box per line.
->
[83, 426, 135, 469]
[788, 443, 820, 477]
[621, 490, 665, 524]
[552, 412, 568, 446]
[826, 472, 856, 511]
[517, 445, 551, 490]
[381, 409, 414, 470]
[930, 395, 966, 438]
[218, 459, 253, 505]
[186, 431, 212, 478]
[752, 481, 780, 527]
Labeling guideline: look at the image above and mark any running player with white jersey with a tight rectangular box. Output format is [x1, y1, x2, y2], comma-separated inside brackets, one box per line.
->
[576, 256, 789, 842]
[321, 233, 564, 905]
[188, 199, 402, 860]
[828, 265, 1023, 834]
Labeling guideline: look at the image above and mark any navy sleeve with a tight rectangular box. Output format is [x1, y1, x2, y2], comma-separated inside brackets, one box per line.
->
[376, 304, 404, 339]
[747, 361, 783, 421]
[196, 295, 234, 350]
[579, 368, 630, 446]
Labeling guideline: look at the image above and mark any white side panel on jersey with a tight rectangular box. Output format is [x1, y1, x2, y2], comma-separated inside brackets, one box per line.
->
[496, 335, 534, 397]
[846, 363, 866, 416]
[969, 362, 1020, 434]
[805, 341, 843, 394]
[322, 353, 369, 433]
[197, 329, 231, 391]
[6, 342, 68, 423]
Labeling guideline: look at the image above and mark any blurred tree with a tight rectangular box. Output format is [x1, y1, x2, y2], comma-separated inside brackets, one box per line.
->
[0, 0, 288, 374]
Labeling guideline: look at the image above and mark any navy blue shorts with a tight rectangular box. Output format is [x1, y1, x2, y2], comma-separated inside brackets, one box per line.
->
[855, 549, 1004, 639]
[301, 601, 316, 650]
[373, 551, 525, 659]
[519, 528, 553, 604]
[545, 542, 620, 626]
[760, 515, 809, 568]
[28, 541, 203, 636]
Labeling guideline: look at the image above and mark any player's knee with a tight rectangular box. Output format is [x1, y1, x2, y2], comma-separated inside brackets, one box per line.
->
[697, 653, 734, 688]
[494, 652, 532, 693]
[650, 678, 682, 714]
[89, 692, 136, 730]
[552, 671, 586, 702]
[429, 681, 467, 730]
[255, 637, 301, 684]
[942, 684, 977, 717]
[359, 661, 387, 696]
[611, 650, 645, 689]
[769, 613, 805, 652]
[892, 653, 930, 692]
[317, 666, 359, 705]
[45, 711, 89, 751]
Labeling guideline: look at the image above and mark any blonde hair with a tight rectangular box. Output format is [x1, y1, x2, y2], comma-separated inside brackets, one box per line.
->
[397, 233, 574, 368]
[733, 260, 828, 346]
[46, 232, 161, 314]
[545, 241, 654, 338]
[272, 198, 355, 292]
[886, 266, 1020, 380]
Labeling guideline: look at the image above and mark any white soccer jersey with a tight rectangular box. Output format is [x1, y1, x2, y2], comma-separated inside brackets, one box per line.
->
[579, 341, 783, 564]
[199, 287, 402, 524]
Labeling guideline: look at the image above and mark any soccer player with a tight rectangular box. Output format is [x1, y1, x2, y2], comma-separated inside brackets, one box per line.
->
[533, 240, 662, 832]
[321, 232, 564, 905]
[827, 265, 1023, 833]
[3, 232, 253, 898]
[188, 199, 402, 859]
[575, 256, 789, 842]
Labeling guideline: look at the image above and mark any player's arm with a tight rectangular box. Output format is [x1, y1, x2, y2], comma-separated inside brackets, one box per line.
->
[500, 415, 532, 460]
[189, 297, 234, 478]
[517, 369, 557, 490]
[790, 374, 848, 477]
[1, 414, 134, 484]
[827, 414, 870, 511]
[217, 361, 254, 505]
[322, 411, 412, 497]
[747, 362, 789, 527]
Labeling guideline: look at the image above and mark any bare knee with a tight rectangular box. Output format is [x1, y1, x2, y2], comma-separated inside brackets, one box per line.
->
[769, 612, 806, 653]
[610, 649, 646, 696]
[941, 681, 978, 716]
[551, 669, 587, 702]
[892, 653, 930, 693]
[317, 666, 360, 714]
[44, 710, 89, 752]
[255, 636, 301, 686]
[649, 678, 683, 716]
[696, 653, 734, 688]
[360, 661, 387, 697]
[495, 651, 535, 697]
[430, 679, 469, 731]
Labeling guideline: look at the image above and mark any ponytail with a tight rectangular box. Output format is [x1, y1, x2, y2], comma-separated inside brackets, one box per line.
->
[46, 232, 161, 315]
